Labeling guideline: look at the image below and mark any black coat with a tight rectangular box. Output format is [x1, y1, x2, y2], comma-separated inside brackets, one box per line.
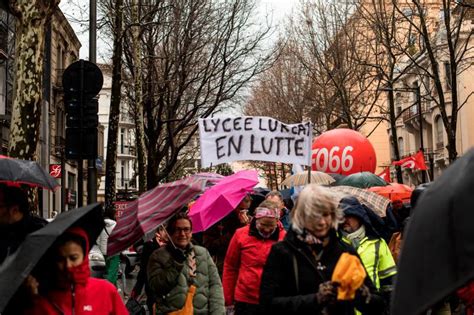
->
[0, 214, 47, 265]
[133, 238, 161, 300]
[259, 228, 384, 315]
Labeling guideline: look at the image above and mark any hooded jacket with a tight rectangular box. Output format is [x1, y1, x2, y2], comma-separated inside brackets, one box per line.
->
[223, 220, 285, 306]
[25, 227, 128, 315]
[340, 197, 397, 292]
[259, 228, 385, 315]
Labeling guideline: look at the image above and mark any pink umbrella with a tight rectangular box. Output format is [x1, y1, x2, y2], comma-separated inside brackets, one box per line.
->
[189, 170, 259, 232]
[107, 173, 223, 255]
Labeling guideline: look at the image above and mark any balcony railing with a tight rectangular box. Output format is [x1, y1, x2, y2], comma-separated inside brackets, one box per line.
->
[116, 177, 137, 189]
[402, 102, 430, 122]
[118, 145, 136, 156]
[120, 112, 135, 124]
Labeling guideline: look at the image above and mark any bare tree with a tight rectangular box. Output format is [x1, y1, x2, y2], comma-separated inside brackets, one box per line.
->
[245, 40, 321, 126]
[7, 1, 60, 159]
[292, 0, 384, 133]
[394, 0, 474, 162]
[104, 0, 124, 217]
[120, 0, 275, 189]
[130, 0, 147, 193]
[356, 0, 416, 182]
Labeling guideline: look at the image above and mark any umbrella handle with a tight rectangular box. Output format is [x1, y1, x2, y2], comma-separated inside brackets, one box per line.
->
[162, 226, 177, 250]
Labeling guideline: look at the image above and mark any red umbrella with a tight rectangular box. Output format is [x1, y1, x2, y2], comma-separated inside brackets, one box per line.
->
[368, 183, 413, 202]
[107, 173, 223, 255]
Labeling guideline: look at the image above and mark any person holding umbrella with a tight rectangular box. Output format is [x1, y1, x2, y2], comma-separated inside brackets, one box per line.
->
[23, 227, 128, 314]
[222, 199, 286, 314]
[259, 184, 384, 315]
[0, 184, 47, 264]
[147, 212, 224, 315]
[202, 194, 252, 275]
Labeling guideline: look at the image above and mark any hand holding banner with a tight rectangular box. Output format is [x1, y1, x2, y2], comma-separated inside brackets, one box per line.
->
[199, 116, 312, 167]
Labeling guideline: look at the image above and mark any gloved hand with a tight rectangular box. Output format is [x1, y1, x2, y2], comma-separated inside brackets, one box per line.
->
[316, 281, 338, 305]
[355, 284, 372, 304]
[169, 246, 187, 263]
[225, 305, 235, 315]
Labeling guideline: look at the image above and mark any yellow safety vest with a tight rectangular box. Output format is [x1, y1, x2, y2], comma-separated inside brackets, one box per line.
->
[342, 236, 397, 290]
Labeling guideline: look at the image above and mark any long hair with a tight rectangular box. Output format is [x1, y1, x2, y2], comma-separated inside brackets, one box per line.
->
[291, 184, 343, 231]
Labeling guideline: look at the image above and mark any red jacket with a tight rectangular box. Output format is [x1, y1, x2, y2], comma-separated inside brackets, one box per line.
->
[26, 278, 128, 315]
[222, 222, 286, 305]
[25, 227, 128, 315]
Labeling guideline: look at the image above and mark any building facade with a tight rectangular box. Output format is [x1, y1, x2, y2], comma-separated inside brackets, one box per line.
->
[97, 64, 138, 202]
[0, 7, 84, 217]
[389, 6, 474, 185]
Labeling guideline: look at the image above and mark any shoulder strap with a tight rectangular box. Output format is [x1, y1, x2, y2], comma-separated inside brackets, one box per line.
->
[373, 240, 381, 285]
[292, 253, 299, 294]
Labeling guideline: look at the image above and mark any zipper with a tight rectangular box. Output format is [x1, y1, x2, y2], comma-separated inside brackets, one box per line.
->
[71, 283, 76, 315]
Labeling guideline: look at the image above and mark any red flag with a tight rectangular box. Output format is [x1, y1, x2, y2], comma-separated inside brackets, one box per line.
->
[392, 150, 427, 170]
[377, 167, 391, 182]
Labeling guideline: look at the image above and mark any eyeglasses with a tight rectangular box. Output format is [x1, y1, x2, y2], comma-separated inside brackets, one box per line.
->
[174, 227, 192, 234]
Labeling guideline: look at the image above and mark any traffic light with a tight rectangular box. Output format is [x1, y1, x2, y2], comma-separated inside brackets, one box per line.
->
[64, 90, 99, 160]
[63, 60, 103, 160]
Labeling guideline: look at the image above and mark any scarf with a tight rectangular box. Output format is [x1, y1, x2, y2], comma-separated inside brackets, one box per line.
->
[346, 225, 366, 249]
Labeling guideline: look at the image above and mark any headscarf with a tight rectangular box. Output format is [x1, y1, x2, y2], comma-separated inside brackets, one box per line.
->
[254, 206, 279, 219]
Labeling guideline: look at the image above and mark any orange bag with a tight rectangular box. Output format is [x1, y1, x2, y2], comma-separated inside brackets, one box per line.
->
[331, 253, 366, 300]
[168, 285, 196, 315]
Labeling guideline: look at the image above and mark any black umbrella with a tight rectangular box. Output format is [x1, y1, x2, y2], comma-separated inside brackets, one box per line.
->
[392, 148, 474, 315]
[0, 203, 104, 312]
[0, 155, 59, 190]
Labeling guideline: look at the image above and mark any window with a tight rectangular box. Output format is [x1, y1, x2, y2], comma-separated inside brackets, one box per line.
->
[396, 106, 402, 117]
[120, 128, 125, 154]
[68, 172, 76, 190]
[0, 63, 5, 115]
[436, 116, 444, 149]
[56, 106, 64, 139]
[120, 160, 125, 187]
[0, 24, 7, 55]
[444, 62, 452, 90]
[398, 137, 404, 156]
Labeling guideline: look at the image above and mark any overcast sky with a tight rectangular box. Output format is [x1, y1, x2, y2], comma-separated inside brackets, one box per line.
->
[59, 0, 299, 63]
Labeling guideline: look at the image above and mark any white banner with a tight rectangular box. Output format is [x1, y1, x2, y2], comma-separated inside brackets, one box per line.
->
[199, 116, 312, 167]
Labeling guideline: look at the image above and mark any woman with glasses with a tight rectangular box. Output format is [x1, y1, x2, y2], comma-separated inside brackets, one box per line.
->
[223, 200, 286, 315]
[147, 213, 224, 315]
[259, 184, 385, 315]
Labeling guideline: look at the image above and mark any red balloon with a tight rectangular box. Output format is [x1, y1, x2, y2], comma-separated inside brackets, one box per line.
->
[311, 129, 376, 175]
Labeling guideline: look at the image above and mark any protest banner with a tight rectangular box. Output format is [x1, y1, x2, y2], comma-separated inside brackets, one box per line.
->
[199, 116, 312, 167]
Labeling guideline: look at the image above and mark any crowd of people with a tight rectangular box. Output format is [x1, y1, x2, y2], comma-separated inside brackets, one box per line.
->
[1, 176, 473, 315]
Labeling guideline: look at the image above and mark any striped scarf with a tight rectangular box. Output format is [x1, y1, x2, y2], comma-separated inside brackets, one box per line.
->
[187, 249, 197, 279]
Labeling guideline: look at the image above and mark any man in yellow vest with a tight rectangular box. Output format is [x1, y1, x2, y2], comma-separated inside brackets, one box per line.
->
[340, 196, 397, 311]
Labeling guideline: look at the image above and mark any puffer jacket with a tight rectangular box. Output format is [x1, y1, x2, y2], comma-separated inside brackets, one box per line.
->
[147, 243, 225, 315]
[223, 221, 285, 305]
